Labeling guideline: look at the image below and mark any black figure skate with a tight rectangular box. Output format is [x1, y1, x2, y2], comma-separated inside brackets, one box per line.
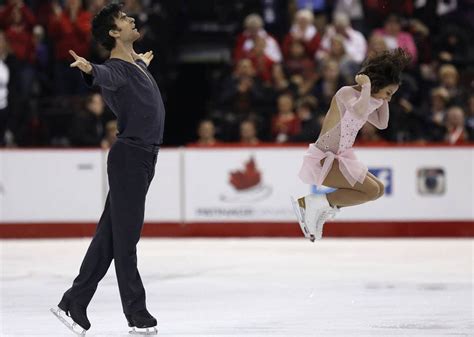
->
[50, 298, 91, 336]
[126, 309, 158, 335]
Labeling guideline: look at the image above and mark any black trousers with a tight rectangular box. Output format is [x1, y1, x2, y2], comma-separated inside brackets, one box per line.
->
[60, 141, 158, 315]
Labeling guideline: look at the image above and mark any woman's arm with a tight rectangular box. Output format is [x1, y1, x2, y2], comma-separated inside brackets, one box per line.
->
[351, 82, 371, 116]
[367, 100, 389, 129]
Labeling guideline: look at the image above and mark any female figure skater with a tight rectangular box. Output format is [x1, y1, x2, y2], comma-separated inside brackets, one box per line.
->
[292, 48, 410, 241]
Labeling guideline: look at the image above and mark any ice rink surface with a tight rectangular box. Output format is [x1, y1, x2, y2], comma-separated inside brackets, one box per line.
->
[0, 238, 473, 337]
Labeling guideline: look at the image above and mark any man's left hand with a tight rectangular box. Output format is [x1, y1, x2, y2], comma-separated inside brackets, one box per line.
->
[132, 50, 154, 66]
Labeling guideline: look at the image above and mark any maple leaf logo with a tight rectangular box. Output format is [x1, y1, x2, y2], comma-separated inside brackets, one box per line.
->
[229, 157, 261, 190]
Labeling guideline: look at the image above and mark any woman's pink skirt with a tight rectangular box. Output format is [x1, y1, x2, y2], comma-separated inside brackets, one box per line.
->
[298, 144, 368, 187]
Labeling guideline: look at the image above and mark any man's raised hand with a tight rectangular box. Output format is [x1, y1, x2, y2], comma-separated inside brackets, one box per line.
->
[132, 50, 154, 67]
[69, 50, 92, 74]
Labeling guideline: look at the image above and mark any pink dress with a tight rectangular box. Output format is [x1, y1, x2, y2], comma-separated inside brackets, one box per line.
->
[298, 83, 389, 187]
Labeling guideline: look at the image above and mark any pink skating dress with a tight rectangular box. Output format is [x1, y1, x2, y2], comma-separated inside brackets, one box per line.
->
[298, 83, 389, 187]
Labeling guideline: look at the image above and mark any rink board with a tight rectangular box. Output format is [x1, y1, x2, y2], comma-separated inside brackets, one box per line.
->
[0, 146, 473, 237]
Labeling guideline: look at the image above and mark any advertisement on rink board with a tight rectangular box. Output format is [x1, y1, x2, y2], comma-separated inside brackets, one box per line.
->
[184, 147, 473, 222]
[184, 148, 307, 222]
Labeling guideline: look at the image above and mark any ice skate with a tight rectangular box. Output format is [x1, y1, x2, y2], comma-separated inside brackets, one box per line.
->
[50, 297, 91, 336]
[291, 196, 315, 242]
[312, 206, 339, 240]
[304, 194, 338, 240]
[127, 309, 158, 335]
[50, 306, 88, 336]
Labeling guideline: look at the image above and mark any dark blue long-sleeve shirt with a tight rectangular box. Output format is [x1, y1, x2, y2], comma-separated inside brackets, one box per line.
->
[84, 58, 165, 153]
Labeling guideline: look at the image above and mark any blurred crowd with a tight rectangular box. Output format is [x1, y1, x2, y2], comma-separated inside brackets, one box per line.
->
[0, 0, 473, 148]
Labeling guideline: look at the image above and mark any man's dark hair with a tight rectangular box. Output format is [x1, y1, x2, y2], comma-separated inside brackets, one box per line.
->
[92, 3, 123, 51]
[358, 47, 411, 93]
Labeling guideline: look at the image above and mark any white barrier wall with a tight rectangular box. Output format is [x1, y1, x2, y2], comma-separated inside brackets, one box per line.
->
[1, 150, 104, 222]
[0, 147, 473, 223]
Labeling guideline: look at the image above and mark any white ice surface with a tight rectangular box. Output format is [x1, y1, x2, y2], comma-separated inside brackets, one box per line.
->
[0, 238, 473, 337]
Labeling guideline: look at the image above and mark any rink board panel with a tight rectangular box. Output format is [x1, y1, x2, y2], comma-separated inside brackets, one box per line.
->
[0, 146, 473, 237]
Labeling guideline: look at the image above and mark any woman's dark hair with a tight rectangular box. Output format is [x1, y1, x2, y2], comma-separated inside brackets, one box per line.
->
[358, 47, 411, 93]
[92, 3, 123, 51]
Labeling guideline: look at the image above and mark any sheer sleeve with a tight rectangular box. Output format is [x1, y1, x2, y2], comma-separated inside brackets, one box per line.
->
[367, 100, 389, 129]
[335, 83, 372, 118]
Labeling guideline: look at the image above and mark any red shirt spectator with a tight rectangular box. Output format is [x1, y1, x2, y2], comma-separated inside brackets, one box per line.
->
[0, 0, 36, 63]
[48, 0, 92, 61]
[244, 36, 275, 84]
[234, 14, 282, 63]
[282, 9, 321, 60]
[0, 0, 36, 29]
[444, 106, 468, 145]
[272, 94, 301, 142]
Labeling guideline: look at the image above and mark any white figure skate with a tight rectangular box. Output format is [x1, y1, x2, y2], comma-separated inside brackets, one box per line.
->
[304, 194, 339, 240]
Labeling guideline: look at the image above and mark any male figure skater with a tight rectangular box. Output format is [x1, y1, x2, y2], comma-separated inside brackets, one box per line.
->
[50, 3, 165, 335]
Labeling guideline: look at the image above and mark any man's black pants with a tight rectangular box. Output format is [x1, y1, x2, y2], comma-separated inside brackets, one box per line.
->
[60, 141, 158, 315]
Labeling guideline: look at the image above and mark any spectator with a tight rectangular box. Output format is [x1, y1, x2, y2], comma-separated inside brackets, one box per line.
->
[317, 34, 358, 83]
[234, 13, 282, 63]
[282, 9, 321, 60]
[444, 106, 468, 144]
[239, 119, 260, 145]
[48, 0, 91, 95]
[69, 93, 105, 146]
[373, 15, 418, 63]
[366, 33, 388, 59]
[312, 59, 345, 111]
[0, 0, 36, 98]
[319, 12, 366, 64]
[0, 0, 36, 31]
[333, 0, 365, 34]
[271, 93, 300, 143]
[289, 96, 321, 143]
[288, 73, 315, 100]
[193, 119, 220, 146]
[284, 39, 316, 79]
[437, 64, 464, 105]
[271, 63, 297, 96]
[426, 87, 450, 127]
[245, 36, 275, 85]
[101, 119, 118, 149]
[218, 58, 266, 116]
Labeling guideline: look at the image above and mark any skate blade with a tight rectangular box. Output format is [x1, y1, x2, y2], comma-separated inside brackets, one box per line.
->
[290, 196, 314, 242]
[50, 307, 86, 336]
[129, 326, 158, 335]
